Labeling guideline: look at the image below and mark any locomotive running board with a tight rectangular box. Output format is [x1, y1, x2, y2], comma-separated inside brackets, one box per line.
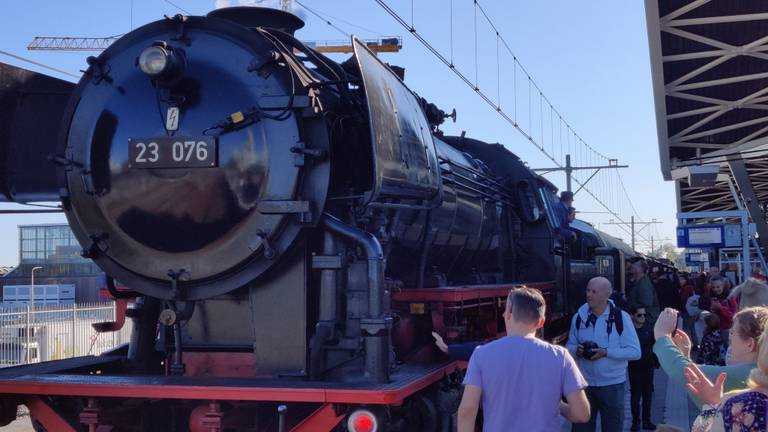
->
[0, 361, 461, 405]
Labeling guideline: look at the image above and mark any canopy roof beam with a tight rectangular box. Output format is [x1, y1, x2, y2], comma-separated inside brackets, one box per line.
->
[729, 160, 768, 253]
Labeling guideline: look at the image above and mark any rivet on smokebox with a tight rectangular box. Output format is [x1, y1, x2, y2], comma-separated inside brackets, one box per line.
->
[230, 112, 245, 124]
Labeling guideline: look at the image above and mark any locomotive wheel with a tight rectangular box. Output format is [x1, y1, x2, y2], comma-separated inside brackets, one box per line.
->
[402, 395, 438, 432]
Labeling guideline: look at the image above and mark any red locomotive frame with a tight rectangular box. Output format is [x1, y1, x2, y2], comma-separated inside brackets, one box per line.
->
[0, 282, 560, 431]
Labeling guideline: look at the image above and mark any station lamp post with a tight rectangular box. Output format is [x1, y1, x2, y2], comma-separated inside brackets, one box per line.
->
[27, 266, 43, 363]
[30, 266, 43, 313]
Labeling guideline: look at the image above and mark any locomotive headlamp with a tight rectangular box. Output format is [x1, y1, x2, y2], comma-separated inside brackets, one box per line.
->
[138, 46, 170, 76]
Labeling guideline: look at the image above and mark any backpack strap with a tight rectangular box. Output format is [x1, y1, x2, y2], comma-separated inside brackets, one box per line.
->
[605, 302, 624, 337]
[611, 303, 624, 336]
[606, 304, 614, 336]
[575, 305, 623, 337]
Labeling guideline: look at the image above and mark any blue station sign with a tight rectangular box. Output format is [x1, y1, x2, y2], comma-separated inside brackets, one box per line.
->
[677, 225, 723, 248]
[676, 224, 741, 248]
[685, 251, 708, 265]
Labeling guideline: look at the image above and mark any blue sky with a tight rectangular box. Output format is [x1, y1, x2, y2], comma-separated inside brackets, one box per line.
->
[0, 0, 676, 266]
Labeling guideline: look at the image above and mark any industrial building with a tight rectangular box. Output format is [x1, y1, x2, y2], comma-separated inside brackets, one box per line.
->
[0, 224, 102, 304]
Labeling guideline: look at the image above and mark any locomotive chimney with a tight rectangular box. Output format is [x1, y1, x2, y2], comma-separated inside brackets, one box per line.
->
[207, 6, 305, 36]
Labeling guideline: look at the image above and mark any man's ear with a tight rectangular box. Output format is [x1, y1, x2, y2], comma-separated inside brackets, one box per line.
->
[534, 317, 545, 330]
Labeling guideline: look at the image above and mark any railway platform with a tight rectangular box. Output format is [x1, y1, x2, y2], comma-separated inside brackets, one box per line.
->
[561, 368, 697, 431]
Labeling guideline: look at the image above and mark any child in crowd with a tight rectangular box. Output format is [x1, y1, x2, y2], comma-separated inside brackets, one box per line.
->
[627, 305, 658, 431]
[696, 313, 724, 366]
[708, 276, 737, 332]
[686, 285, 705, 346]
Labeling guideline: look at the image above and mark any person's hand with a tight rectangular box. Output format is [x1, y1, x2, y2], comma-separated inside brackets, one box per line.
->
[684, 364, 726, 406]
[431, 332, 448, 354]
[576, 344, 584, 358]
[589, 348, 607, 361]
[654, 308, 678, 340]
[671, 329, 692, 358]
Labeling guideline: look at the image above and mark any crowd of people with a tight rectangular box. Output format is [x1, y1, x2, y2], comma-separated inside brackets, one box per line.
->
[433, 262, 768, 432]
[429, 190, 768, 431]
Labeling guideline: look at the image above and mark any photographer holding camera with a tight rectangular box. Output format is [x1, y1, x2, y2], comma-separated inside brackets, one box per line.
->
[567, 277, 641, 432]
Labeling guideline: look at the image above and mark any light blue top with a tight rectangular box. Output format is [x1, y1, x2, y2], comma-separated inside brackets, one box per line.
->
[566, 301, 641, 386]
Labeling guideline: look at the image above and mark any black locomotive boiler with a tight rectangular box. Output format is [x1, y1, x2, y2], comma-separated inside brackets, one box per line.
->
[0, 7, 631, 432]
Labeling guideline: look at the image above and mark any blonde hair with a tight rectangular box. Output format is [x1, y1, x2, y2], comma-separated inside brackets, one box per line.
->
[731, 307, 768, 388]
[748, 327, 768, 388]
[733, 307, 768, 342]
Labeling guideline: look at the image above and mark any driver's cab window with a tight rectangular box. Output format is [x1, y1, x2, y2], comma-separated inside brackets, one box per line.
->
[536, 187, 559, 229]
[579, 232, 600, 260]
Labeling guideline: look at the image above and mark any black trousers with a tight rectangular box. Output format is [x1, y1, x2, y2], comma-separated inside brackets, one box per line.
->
[628, 364, 654, 424]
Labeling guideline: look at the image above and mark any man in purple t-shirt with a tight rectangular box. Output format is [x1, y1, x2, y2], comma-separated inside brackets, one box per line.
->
[458, 287, 591, 432]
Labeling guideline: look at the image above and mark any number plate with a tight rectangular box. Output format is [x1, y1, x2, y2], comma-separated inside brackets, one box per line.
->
[128, 137, 217, 169]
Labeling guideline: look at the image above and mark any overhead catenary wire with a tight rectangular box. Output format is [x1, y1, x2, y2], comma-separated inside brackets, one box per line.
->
[294, 0, 385, 37]
[163, 0, 191, 15]
[618, 170, 641, 219]
[449, 0, 454, 65]
[0, 49, 79, 79]
[275, 1, 648, 247]
[496, 33, 500, 107]
[294, 0, 350, 37]
[471, 0, 610, 160]
[373, 0, 647, 238]
[473, 0, 647, 237]
[473, 1, 478, 89]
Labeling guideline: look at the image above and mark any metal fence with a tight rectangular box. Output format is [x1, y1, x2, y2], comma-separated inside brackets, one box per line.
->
[0, 302, 132, 368]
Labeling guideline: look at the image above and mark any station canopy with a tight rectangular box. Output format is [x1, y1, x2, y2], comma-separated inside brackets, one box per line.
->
[645, 1, 768, 218]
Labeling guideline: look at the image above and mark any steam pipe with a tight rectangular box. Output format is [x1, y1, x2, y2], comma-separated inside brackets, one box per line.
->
[319, 232, 338, 321]
[321, 214, 385, 318]
[321, 213, 389, 383]
[309, 232, 339, 380]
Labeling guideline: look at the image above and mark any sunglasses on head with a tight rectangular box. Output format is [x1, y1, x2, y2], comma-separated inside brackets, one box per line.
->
[635, 313, 646, 317]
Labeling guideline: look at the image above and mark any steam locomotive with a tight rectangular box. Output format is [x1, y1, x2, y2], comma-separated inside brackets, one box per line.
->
[0, 7, 635, 431]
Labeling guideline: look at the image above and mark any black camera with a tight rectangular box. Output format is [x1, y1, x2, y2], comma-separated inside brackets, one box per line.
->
[581, 341, 599, 359]
[698, 296, 712, 311]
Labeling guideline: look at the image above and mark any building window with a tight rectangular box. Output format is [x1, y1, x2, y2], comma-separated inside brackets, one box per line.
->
[19, 224, 84, 263]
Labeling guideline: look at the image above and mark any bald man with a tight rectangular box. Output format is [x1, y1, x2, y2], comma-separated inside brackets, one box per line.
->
[567, 277, 641, 432]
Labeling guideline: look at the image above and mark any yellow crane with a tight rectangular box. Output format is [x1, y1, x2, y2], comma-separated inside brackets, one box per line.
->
[27, 35, 401, 54]
[28, 0, 401, 54]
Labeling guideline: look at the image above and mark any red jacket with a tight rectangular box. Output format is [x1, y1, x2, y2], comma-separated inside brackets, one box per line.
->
[710, 296, 737, 330]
